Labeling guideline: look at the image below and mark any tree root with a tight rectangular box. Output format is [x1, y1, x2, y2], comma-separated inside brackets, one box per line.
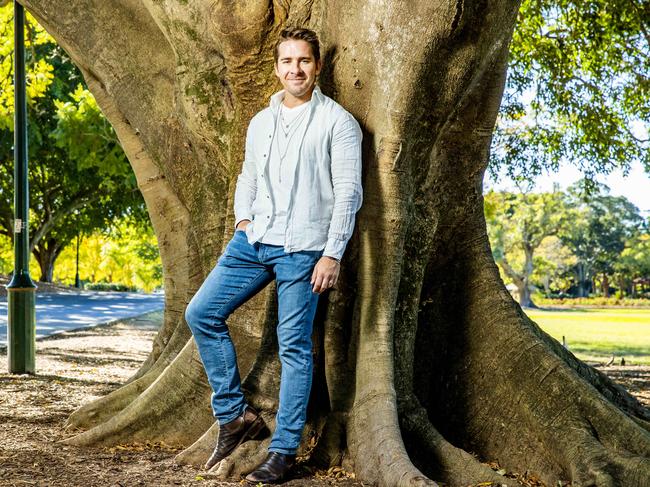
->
[559, 427, 650, 487]
[125, 310, 190, 385]
[400, 400, 514, 486]
[348, 392, 438, 487]
[65, 320, 191, 430]
[61, 341, 213, 447]
[308, 412, 347, 468]
[209, 437, 270, 479]
[173, 422, 219, 466]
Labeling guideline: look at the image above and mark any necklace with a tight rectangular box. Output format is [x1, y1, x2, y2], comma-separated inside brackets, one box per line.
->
[279, 103, 309, 137]
[274, 105, 310, 182]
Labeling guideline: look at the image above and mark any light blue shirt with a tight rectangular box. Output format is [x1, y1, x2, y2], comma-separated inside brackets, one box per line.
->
[234, 85, 363, 261]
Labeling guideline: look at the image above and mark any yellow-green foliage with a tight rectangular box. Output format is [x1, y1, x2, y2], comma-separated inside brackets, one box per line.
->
[0, 5, 55, 130]
[54, 221, 162, 292]
[0, 219, 162, 292]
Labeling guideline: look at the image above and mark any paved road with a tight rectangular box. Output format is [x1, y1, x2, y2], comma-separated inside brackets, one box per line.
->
[0, 291, 165, 345]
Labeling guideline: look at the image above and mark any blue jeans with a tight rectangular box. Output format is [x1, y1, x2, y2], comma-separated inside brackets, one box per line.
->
[184, 229, 322, 454]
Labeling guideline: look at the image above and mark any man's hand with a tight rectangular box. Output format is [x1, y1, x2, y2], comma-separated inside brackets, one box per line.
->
[311, 256, 340, 294]
[236, 219, 251, 231]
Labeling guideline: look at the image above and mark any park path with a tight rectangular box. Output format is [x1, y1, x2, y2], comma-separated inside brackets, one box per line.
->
[0, 291, 164, 345]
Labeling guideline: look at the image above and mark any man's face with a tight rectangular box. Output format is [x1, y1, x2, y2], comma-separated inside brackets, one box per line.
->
[274, 39, 322, 98]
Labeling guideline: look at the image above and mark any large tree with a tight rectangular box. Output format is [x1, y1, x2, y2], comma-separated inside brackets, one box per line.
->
[10, 1, 650, 486]
[485, 189, 568, 307]
[560, 183, 644, 298]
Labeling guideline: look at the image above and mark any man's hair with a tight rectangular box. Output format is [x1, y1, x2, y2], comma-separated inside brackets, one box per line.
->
[274, 27, 321, 63]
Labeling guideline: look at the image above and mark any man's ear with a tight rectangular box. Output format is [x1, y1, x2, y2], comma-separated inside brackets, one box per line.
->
[274, 62, 280, 78]
[315, 58, 323, 76]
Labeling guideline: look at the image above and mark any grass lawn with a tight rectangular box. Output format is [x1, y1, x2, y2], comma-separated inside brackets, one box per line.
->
[526, 307, 650, 365]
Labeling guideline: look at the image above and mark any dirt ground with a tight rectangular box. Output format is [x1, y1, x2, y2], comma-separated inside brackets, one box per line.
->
[0, 312, 648, 487]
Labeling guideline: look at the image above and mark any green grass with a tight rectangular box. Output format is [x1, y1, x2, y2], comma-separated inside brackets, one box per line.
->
[526, 307, 650, 365]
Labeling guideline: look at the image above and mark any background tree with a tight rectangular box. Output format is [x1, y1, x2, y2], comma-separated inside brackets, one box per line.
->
[0, 6, 146, 281]
[8, 1, 650, 486]
[560, 182, 644, 297]
[613, 232, 650, 298]
[485, 188, 568, 306]
[531, 234, 576, 296]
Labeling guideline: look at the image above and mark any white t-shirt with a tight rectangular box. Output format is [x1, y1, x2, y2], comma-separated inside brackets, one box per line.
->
[259, 101, 311, 245]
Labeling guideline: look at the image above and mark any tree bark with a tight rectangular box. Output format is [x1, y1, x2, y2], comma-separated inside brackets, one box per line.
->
[498, 255, 537, 308]
[19, 1, 650, 486]
[576, 262, 590, 297]
[33, 238, 65, 282]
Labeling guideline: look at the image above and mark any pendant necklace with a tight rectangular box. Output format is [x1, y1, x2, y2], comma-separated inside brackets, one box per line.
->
[276, 103, 309, 182]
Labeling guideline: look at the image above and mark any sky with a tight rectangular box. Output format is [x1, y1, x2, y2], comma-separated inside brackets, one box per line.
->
[485, 160, 650, 217]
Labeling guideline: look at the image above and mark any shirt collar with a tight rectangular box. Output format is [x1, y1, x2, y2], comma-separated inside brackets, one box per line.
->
[270, 84, 323, 111]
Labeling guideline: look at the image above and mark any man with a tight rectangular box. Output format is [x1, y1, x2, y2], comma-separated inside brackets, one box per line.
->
[184, 27, 363, 484]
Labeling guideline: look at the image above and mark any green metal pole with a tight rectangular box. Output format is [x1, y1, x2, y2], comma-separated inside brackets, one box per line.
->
[7, 0, 36, 374]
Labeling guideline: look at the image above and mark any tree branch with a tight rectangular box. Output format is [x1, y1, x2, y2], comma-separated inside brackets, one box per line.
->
[29, 192, 99, 252]
[498, 256, 525, 286]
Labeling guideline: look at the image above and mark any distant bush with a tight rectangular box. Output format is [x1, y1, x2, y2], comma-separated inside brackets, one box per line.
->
[85, 282, 138, 292]
[536, 296, 650, 307]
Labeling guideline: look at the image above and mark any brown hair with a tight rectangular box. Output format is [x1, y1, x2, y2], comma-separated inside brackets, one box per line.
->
[274, 27, 321, 63]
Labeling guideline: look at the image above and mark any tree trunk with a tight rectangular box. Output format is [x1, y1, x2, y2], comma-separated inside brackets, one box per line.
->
[33, 238, 64, 283]
[497, 256, 537, 308]
[576, 262, 589, 298]
[521, 244, 537, 308]
[616, 275, 625, 299]
[542, 271, 551, 297]
[19, 1, 650, 486]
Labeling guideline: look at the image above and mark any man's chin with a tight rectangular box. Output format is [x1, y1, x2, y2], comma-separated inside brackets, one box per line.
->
[285, 83, 315, 98]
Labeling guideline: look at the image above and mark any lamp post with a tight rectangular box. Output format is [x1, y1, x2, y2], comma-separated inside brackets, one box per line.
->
[7, 1, 37, 374]
[75, 231, 81, 288]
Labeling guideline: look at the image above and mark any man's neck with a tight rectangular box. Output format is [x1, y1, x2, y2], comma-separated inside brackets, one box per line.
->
[282, 86, 315, 108]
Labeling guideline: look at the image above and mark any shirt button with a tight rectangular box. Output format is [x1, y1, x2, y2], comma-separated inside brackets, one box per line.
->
[266, 195, 270, 199]
[267, 216, 270, 219]
[263, 154, 267, 157]
[268, 134, 272, 138]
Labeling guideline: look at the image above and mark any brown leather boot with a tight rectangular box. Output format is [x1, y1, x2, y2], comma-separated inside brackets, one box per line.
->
[245, 452, 296, 484]
[204, 406, 267, 470]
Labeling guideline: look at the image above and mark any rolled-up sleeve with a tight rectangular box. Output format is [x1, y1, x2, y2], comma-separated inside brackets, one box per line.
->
[323, 112, 363, 261]
[233, 122, 257, 228]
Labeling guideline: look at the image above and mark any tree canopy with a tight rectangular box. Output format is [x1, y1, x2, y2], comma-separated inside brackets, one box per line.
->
[491, 0, 650, 187]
